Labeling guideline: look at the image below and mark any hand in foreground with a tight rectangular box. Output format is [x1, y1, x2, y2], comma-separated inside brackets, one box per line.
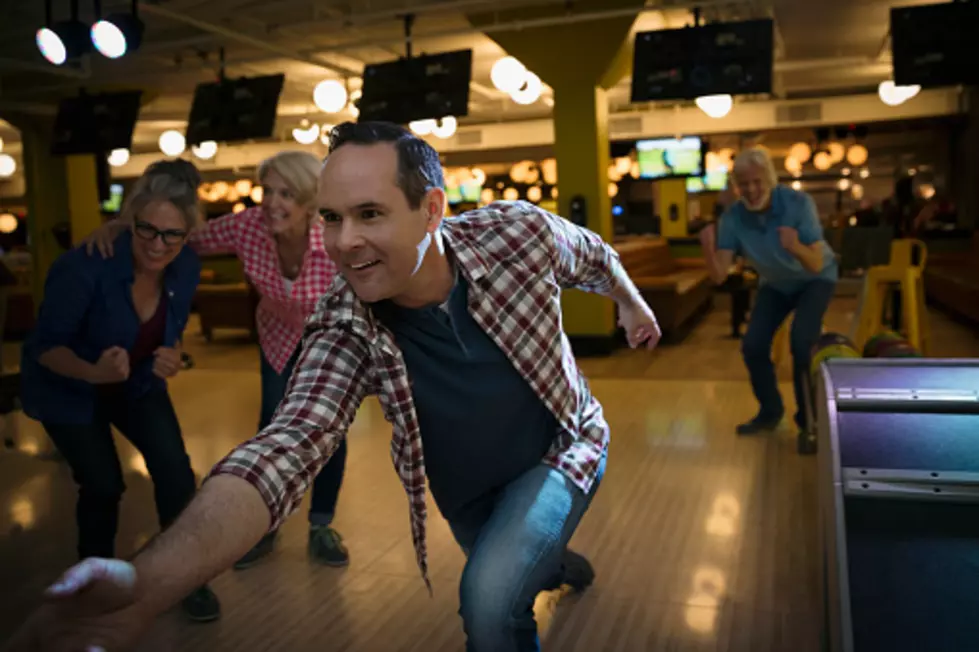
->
[152, 347, 182, 379]
[2, 558, 150, 652]
[92, 348, 130, 385]
[618, 299, 662, 350]
[777, 226, 801, 253]
[82, 222, 127, 259]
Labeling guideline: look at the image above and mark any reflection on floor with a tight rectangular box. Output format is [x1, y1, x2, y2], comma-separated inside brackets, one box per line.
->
[1, 300, 977, 650]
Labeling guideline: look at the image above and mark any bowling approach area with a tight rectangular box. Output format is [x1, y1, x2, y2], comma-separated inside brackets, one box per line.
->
[1, 294, 978, 651]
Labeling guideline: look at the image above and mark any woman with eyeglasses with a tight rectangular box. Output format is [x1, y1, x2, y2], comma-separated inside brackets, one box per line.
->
[83, 151, 347, 571]
[20, 159, 221, 622]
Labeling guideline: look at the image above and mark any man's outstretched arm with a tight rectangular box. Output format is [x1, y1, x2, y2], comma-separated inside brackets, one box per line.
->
[3, 320, 372, 652]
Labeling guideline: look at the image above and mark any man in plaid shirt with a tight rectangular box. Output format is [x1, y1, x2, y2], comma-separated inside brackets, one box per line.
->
[7, 122, 660, 652]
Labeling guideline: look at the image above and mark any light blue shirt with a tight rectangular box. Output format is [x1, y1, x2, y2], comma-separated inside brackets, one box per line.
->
[717, 184, 838, 294]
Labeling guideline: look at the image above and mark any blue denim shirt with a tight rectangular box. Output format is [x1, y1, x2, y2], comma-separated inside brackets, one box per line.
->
[20, 231, 201, 425]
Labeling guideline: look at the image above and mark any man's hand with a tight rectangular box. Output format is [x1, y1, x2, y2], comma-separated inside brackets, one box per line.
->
[618, 299, 662, 350]
[152, 347, 182, 379]
[777, 226, 801, 253]
[82, 221, 128, 259]
[2, 558, 152, 652]
[91, 347, 130, 384]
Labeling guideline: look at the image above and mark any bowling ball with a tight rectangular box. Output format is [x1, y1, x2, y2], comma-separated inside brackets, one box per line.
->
[810, 342, 861, 378]
[877, 340, 921, 358]
[811, 332, 856, 358]
[862, 330, 904, 358]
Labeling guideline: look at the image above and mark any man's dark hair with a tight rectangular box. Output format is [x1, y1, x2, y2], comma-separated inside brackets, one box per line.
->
[328, 121, 444, 209]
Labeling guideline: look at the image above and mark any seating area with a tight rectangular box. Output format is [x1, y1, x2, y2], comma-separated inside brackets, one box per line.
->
[613, 237, 713, 337]
[195, 254, 259, 342]
[923, 232, 979, 325]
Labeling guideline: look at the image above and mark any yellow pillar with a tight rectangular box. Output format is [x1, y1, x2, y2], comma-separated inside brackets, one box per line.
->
[469, 1, 642, 352]
[655, 178, 689, 239]
[3, 114, 103, 306]
[65, 155, 104, 243]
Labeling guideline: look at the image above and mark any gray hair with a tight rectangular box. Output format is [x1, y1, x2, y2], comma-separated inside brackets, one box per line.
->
[121, 159, 202, 230]
[732, 147, 779, 188]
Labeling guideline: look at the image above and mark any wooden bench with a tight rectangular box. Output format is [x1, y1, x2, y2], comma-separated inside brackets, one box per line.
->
[194, 257, 260, 342]
[614, 237, 713, 336]
[923, 232, 979, 325]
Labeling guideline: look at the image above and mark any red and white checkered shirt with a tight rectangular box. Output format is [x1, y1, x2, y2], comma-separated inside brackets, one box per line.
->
[209, 201, 621, 590]
[190, 207, 337, 373]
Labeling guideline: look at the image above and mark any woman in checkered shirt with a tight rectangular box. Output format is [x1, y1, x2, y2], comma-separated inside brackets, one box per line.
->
[85, 151, 349, 570]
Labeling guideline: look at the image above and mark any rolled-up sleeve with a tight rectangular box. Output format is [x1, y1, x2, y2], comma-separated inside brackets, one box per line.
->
[207, 321, 372, 530]
[31, 251, 96, 355]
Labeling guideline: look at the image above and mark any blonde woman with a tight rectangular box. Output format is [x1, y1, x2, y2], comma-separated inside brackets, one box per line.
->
[21, 159, 220, 622]
[86, 151, 347, 569]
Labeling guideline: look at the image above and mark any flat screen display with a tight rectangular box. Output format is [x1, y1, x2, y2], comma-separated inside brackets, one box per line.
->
[687, 168, 729, 193]
[631, 19, 774, 102]
[636, 137, 705, 179]
[51, 91, 143, 155]
[358, 49, 472, 124]
[185, 74, 285, 145]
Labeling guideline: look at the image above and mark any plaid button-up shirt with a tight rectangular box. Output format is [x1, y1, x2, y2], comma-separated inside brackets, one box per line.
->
[191, 207, 338, 373]
[210, 201, 623, 589]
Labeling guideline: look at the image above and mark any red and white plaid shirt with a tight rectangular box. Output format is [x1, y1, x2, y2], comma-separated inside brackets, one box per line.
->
[190, 207, 337, 373]
[210, 201, 621, 589]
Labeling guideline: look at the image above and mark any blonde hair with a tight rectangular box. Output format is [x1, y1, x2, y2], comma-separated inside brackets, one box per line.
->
[732, 147, 779, 188]
[257, 151, 322, 208]
[121, 159, 202, 230]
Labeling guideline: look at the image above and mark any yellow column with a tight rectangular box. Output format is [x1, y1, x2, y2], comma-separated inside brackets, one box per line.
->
[4, 114, 102, 306]
[468, 1, 642, 351]
[655, 178, 689, 239]
[65, 155, 104, 243]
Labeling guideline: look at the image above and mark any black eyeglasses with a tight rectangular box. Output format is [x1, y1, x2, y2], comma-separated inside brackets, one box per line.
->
[134, 220, 188, 245]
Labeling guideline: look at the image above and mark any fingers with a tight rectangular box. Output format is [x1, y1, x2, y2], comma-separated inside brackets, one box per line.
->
[46, 558, 110, 598]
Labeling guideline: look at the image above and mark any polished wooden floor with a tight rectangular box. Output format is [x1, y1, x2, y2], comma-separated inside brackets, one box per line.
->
[1, 296, 977, 650]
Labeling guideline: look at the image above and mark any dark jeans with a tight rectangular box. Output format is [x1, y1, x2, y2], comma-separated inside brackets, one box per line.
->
[43, 390, 196, 560]
[447, 452, 606, 652]
[741, 280, 836, 429]
[260, 346, 345, 526]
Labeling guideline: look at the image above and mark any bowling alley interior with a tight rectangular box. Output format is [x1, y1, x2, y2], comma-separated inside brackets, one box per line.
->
[1, 0, 978, 650]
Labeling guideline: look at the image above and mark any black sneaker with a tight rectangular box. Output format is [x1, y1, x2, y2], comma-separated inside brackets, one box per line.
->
[735, 413, 784, 435]
[234, 531, 277, 570]
[309, 526, 349, 566]
[181, 585, 220, 623]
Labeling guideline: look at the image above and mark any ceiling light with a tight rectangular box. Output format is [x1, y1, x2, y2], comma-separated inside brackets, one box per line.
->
[0, 213, 18, 234]
[36, 0, 90, 65]
[91, 1, 144, 59]
[511, 72, 543, 105]
[491, 57, 527, 94]
[431, 117, 457, 139]
[812, 152, 832, 171]
[107, 148, 130, 167]
[791, 180, 802, 191]
[0, 154, 17, 177]
[159, 130, 186, 157]
[695, 94, 733, 119]
[788, 142, 811, 163]
[878, 80, 921, 107]
[313, 80, 348, 114]
[409, 119, 435, 136]
[191, 141, 218, 160]
[859, 168, 870, 179]
[838, 178, 851, 191]
[292, 120, 319, 145]
[846, 144, 868, 166]
[851, 184, 864, 200]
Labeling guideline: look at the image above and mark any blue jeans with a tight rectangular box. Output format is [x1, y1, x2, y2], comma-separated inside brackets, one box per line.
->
[741, 280, 836, 428]
[260, 346, 346, 526]
[448, 452, 606, 652]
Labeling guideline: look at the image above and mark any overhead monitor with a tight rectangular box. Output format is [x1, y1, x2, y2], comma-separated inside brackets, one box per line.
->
[51, 90, 143, 156]
[891, 2, 977, 88]
[358, 49, 472, 124]
[185, 74, 285, 145]
[686, 167, 729, 193]
[635, 137, 706, 179]
[631, 19, 774, 102]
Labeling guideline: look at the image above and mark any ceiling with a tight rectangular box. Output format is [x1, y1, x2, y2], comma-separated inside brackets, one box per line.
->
[0, 0, 947, 153]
